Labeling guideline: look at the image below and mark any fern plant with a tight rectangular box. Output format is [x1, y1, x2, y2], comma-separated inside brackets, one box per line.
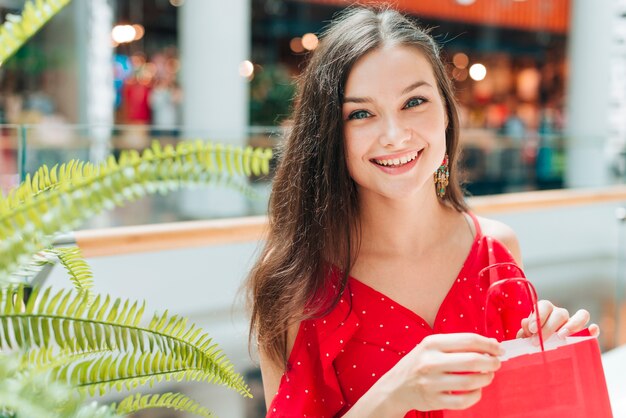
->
[0, 0, 72, 65]
[0, 140, 272, 281]
[0, 352, 118, 418]
[0, 141, 273, 417]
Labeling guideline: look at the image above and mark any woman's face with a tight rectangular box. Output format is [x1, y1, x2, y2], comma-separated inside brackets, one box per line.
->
[342, 45, 448, 202]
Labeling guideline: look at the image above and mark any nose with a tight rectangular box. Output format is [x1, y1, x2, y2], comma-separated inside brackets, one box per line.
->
[379, 114, 411, 147]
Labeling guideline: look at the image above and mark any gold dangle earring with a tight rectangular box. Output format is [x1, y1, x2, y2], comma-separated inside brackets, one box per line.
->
[434, 154, 449, 198]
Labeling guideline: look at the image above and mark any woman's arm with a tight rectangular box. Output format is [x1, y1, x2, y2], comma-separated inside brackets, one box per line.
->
[341, 333, 503, 417]
[259, 323, 300, 411]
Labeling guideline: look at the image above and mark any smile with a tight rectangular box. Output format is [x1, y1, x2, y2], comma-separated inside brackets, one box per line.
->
[372, 150, 419, 167]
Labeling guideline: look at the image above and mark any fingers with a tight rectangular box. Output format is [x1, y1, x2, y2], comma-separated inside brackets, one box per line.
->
[554, 309, 589, 339]
[525, 300, 554, 336]
[516, 303, 599, 342]
[402, 333, 501, 412]
[441, 352, 501, 373]
[433, 372, 495, 393]
[439, 389, 483, 410]
[423, 333, 503, 356]
[537, 306, 569, 341]
[422, 351, 501, 375]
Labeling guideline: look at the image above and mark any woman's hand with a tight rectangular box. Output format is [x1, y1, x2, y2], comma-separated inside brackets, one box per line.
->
[516, 300, 600, 342]
[371, 333, 503, 415]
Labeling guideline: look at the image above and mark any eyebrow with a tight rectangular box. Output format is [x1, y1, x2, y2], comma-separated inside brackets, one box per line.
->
[343, 80, 433, 104]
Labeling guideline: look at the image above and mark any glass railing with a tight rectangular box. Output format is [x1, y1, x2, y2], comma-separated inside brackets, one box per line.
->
[3, 123, 623, 229]
[8, 124, 282, 228]
[459, 128, 568, 195]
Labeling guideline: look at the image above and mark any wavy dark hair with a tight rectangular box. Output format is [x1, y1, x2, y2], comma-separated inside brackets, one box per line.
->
[247, 6, 468, 365]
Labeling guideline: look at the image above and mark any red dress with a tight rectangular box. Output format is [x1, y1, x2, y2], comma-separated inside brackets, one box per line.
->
[267, 213, 533, 417]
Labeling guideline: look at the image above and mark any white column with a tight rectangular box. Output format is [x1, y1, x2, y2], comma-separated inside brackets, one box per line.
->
[83, 0, 115, 163]
[178, 0, 251, 218]
[48, 0, 114, 162]
[608, 1, 626, 180]
[564, 0, 615, 187]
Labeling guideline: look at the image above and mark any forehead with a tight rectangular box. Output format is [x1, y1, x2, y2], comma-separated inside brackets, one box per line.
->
[344, 45, 438, 96]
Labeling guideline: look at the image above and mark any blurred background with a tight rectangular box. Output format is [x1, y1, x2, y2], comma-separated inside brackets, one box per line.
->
[1, 0, 626, 416]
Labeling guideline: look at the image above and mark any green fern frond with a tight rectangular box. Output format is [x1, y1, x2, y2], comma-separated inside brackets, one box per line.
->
[0, 285, 252, 398]
[54, 247, 94, 296]
[3, 247, 94, 295]
[73, 402, 120, 418]
[5, 249, 56, 284]
[0, 140, 273, 280]
[0, 352, 120, 418]
[115, 392, 214, 418]
[0, 0, 73, 65]
[3, 160, 99, 212]
[22, 344, 114, 373]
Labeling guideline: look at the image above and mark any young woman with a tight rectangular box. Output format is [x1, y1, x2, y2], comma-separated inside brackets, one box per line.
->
[246, 7, 598, 418]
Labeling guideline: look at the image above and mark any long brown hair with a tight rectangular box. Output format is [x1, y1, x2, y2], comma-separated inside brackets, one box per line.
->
[246, 6, 468, 365]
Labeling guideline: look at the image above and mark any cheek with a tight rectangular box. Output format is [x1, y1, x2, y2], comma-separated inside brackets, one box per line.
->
[343, 132, 369, 178]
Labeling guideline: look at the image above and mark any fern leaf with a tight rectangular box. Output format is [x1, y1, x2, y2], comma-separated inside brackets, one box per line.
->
[20, 344, 115, 372]
[0, 0, 73, 65]
[0, 285, 251, 399]
[0, 141, 273, 280]
[3, 249, 56, 285]
[0, 351, 119, 418]
[53, 247, 94, 296]
[115, 392, 215, 417]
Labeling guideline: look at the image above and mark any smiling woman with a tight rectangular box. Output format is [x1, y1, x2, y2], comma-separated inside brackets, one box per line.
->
[342, 46, 448, 200]
[245, 6, 598, 418]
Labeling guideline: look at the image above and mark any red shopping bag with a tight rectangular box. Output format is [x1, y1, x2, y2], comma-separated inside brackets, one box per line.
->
[443, 263, 613, 418]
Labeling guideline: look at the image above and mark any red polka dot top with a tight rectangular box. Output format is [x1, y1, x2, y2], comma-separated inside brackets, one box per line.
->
[266, 212, 533, 417]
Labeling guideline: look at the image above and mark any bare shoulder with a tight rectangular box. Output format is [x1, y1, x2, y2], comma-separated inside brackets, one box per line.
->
[476, 216, 523, 266]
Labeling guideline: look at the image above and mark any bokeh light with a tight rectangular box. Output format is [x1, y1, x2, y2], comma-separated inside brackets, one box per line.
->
[290, 37, 304, 53]
[132, 24, 145, 41]
[301, 33, 319, 51]
[452, 52, 469, 69]
[112, 25, 136, 44]
[239, 60, 255, 79]
[469, 63, 487, 81]
[452, 67, 469, 81]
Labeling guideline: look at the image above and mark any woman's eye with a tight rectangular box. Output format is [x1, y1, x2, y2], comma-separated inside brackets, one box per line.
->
[404, 97, 426, 109]
[348, 110, 371, 120]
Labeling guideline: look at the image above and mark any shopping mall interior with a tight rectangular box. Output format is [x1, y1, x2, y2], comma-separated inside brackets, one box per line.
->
[0, 0, 625, 417]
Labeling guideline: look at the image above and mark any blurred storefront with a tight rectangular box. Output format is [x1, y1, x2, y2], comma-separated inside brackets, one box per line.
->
[1, 0, 625, 196]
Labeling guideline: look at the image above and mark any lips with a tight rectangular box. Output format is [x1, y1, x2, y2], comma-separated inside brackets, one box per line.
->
[369, 149, 423, 175]
[371, 150, 420, 168]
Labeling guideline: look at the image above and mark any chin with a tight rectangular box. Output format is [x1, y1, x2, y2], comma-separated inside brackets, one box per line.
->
[362, 181, 435, 202]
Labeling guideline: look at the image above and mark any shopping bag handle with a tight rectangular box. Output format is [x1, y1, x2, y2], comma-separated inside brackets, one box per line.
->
[479, 262, 545, 351]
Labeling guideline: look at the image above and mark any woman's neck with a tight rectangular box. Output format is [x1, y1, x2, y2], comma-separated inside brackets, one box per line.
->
[355, 187, 458, 258]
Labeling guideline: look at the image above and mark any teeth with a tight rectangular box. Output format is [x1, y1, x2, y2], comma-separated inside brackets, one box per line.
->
[374, 151, 418, 167]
